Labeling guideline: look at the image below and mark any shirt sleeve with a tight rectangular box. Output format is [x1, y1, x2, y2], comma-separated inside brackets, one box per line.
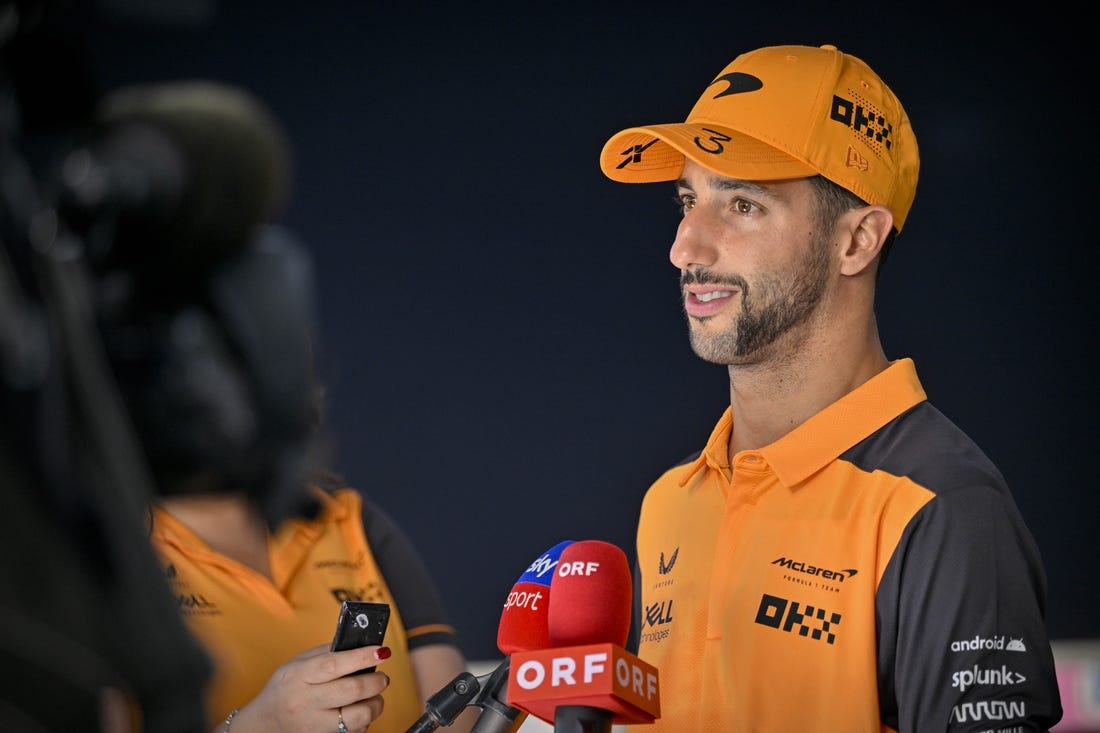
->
[360, 496, 461, 651]
[876, 482, 1063, 732]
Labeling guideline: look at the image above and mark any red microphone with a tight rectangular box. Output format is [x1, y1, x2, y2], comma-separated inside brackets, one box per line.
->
[497, 540, 574, 654]
[547, 539, 632, 648]
[506, 540, 660, 731]
[408, 541, 574, 733]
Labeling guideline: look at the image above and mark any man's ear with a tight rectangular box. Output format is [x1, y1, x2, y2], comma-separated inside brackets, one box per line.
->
[839, 205, 894, 276]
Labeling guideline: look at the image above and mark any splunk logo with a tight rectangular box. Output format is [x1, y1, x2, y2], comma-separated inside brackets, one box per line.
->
[771, 556, 857, 583]
[952, 664, 1027, 692]
[754, 593, 841, 645]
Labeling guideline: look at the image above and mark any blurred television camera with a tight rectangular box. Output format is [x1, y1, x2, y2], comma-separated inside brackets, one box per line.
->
[1, 2, 321, 729]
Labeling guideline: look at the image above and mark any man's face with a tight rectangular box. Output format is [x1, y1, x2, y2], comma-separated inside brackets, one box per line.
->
[670, 159, 835, 366]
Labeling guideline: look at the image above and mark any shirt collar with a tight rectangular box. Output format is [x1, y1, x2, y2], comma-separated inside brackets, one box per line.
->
[691, 358, 926, 488]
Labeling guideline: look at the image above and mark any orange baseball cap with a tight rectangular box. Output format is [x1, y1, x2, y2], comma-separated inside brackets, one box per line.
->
[599, 44, 919, 232]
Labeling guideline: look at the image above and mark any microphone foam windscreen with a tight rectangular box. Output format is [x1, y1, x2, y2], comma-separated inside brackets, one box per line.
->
[90, 80, 292, 277]
[496, 540, 574, 655]
[547, 540, 632, 647]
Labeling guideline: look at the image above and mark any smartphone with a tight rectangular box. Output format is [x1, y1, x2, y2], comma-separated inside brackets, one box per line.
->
[330, 601, 390, 673]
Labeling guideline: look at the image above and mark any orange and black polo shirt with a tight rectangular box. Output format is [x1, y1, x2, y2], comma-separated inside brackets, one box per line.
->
[631, 358, 1062, 732]
[151, 487, 459, 733]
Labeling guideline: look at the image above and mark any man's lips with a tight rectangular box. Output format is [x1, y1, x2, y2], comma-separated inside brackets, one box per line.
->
[683, 287, 738, 318]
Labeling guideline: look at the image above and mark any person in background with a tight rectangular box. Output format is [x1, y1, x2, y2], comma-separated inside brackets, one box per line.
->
[67, 75, 479, 733]
[145, 364, 479, 733]
[598, 43, 1062, 731]
[151, 467, 479, 733]
[150, 461, 479, 733]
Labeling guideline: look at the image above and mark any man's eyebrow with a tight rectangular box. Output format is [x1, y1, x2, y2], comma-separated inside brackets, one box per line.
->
[674, 175, 769, 196]
[712, 177, 768, 195]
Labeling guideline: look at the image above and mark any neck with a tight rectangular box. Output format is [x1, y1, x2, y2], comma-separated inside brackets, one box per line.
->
[158, 493, 274, 578]
[726, 320, 887, 458]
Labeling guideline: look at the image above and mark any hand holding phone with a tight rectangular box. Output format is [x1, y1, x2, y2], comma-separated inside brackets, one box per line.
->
[330, 601, 390, 673]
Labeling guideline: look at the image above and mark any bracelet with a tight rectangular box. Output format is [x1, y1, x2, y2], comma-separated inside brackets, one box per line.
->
[224, 707, 240, 732]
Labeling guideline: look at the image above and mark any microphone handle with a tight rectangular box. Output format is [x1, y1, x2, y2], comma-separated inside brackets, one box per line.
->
[405, 711, 442, 733]
[552, 705, 613, 733]
[404, 670, 481, 733]
[469, 695, 525, 733]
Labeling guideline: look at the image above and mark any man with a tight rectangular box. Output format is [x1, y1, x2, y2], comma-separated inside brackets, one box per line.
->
[599, 44, 1062, 731]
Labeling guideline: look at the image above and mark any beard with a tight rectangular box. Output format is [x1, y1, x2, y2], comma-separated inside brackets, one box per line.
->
[683, 231, 832, 364]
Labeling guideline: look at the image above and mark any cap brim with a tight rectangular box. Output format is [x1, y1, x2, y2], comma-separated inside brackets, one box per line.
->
[600, 123, 818, 183]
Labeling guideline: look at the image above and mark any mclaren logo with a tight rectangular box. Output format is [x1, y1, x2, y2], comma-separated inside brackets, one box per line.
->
[772, 556, 857, 582]
[658, 548, 678, 575]
[709, 72, 764, 98]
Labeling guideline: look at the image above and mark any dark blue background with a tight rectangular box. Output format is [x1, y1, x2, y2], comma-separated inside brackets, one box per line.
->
[66, 1, 1096, 660]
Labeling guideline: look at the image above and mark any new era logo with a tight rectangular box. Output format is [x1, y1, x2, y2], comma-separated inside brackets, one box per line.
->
[845, 146, 869, 171]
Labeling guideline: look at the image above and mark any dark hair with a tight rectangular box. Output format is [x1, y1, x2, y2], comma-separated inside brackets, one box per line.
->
[808, 175, 896, 276]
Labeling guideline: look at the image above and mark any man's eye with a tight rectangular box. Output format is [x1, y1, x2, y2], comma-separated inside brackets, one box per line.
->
[733, 198, 755, 214]
[674, 194, 696, 212]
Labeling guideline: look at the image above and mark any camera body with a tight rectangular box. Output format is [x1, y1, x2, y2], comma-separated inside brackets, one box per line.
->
[0, 7, 320, 730]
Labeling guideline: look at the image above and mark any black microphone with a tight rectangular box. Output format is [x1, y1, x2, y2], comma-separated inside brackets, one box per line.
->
[405, 671, 480, 733]
[56, 79, 292, 283]
[405, 659, 522, 733]
[468, 659, 523, 733]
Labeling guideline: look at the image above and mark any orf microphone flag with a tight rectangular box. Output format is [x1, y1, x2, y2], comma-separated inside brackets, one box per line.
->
[506, 540, 660, 727]
[497, 540, 574, 655]
[507, 643, 659, 725]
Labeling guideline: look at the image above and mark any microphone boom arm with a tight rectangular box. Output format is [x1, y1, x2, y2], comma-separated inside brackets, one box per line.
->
[469, 659, 523, 732]
[405, 659, 523, 733]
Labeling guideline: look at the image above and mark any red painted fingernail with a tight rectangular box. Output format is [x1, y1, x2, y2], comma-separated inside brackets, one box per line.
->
[375, 646, 391, 660]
